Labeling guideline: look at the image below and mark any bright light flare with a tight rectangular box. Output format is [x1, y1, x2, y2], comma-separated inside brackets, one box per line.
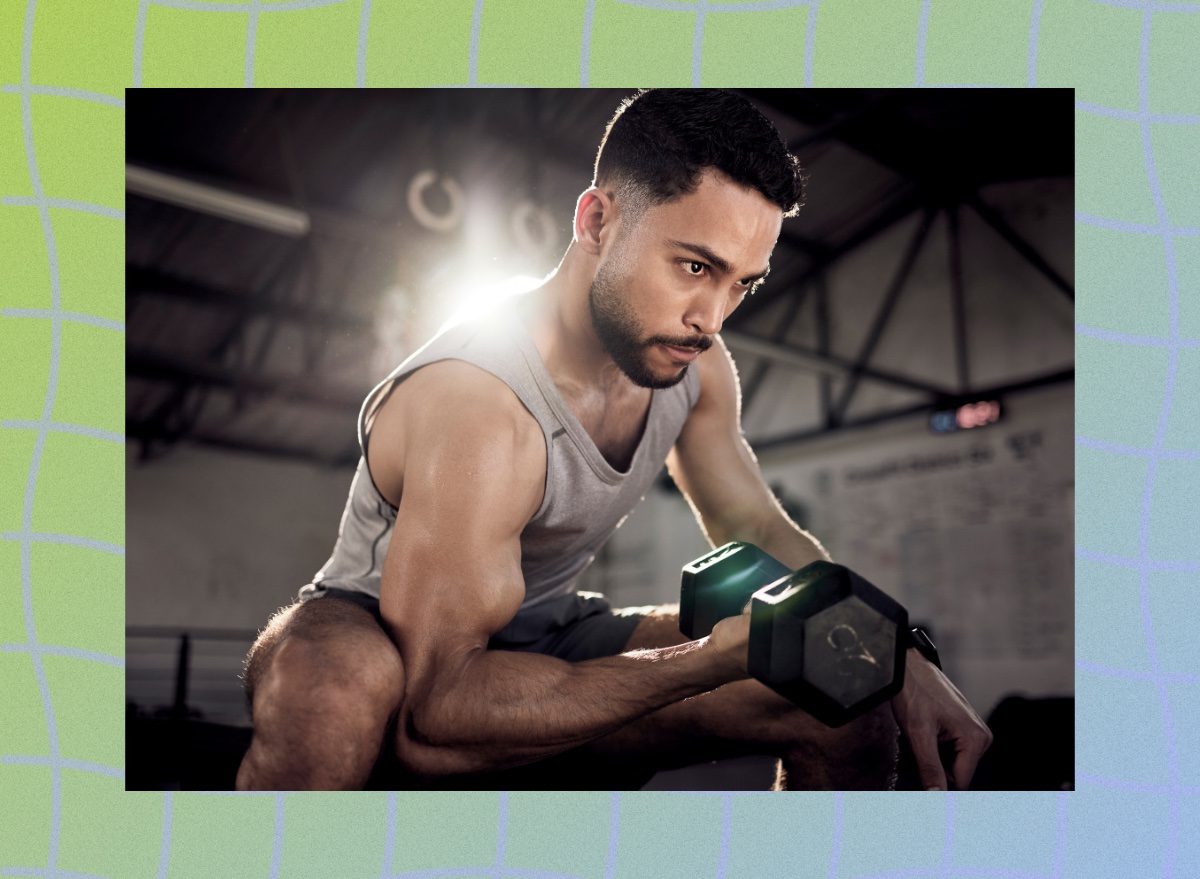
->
[436, 273, 545, 334]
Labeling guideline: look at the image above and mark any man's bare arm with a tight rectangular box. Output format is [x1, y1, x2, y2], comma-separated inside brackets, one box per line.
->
[666, 336, 830, 569]
[668, 339, 993, 788]
[374, 363, 747, 779]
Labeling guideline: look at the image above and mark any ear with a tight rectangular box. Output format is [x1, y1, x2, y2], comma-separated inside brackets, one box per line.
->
[573, 187, 611, 256]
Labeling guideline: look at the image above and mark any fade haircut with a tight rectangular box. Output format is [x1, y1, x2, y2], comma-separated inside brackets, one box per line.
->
[593, 89, 806, 224]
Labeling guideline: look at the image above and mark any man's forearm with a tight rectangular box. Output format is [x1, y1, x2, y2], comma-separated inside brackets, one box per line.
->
[400, 637, 741, 777]
[754, 515, 832, 570]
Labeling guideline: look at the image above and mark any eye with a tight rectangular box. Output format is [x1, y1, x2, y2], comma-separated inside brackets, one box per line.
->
[682, 260, 706, 276]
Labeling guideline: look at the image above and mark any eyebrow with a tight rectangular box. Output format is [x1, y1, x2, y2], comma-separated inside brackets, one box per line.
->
[667, 239, 771, 283]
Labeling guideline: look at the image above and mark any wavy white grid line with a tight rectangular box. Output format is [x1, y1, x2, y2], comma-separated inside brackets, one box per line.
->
[842, 869, 1049, 879]
[1, 308, 125, 332]
[3, 420, 125, 444]
[269, 792, 285, 879]
[1089, 0, 1198, 11]
[245, 0, 262, 86]
[11, 1, 67, 868]
[357, 0, 372, 86]
[915, 0, 931, 86]
[131, 0, 355, 85]
[804, 1, 819, 86]
[827, 790, 843, 879]
[604, 791, 620, 879]
[1076, 323, 1199, 349]
[469, 0, 485, 86]
[0, 84, 124, 109]
[1076, 434, 1198, 460]
[1077, 211, 1200, 236]
[1028, 0, 1044, 86]
[577, 0, 825, 90]
[377, 870, 597, 879]
[2, 643, 125, 669]
[1076, 546, 1199, 572]
[1077, 773, 1200, 795]
[718, 792, 734, 877]
[1077, 660, 1198, 684]
[612, 0, 816, 11]
[1077, 99, 1199, 124]
[157, 791, 174, 879]
[580, 0, 597, 86]
[380, 790, 397, 877]
[2, 868, 115, 878]
[134, 0, 149, 87]
[1, 532, 126, 556]
[1131, 10, 1186, 875]
[148, 0, 349, 11]
[943, 792, 956, 871]
[1, 196, 124, 220]
[1, 755, 124, 780]
[1052, 791, 1067, 879]
[493, 791, 509, 877]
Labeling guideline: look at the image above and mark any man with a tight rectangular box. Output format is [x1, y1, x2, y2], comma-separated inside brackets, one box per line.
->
[236, 89, 991, 791]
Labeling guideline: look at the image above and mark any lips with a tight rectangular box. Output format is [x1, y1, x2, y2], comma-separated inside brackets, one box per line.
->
[662, 343, 702, 363]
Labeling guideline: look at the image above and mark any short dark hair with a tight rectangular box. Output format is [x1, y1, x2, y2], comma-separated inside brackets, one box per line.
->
[593, 89, 805, 219]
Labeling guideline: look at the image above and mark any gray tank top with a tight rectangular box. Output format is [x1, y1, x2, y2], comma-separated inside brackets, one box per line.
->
[302, 297, 701, 616]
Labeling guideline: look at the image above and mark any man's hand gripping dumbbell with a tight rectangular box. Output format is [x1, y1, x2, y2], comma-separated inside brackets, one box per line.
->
[679, 542, 992, 789]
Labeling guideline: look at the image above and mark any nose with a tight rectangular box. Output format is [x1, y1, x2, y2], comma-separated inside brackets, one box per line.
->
[685, 288, 728, 337]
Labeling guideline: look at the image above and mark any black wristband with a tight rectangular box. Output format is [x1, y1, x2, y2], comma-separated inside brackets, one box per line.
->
[905, 626, 942, 671]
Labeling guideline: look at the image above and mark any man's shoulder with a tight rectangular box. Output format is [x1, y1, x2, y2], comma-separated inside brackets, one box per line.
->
[367, 357, 547, 510]
[375, 358, 545, 463]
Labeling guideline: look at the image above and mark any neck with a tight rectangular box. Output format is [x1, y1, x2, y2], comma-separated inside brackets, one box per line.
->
[528, 244, 631, 392]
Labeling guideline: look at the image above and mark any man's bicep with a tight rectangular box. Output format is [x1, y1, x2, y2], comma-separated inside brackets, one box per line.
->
[668, 338, 781, 547]
[377, 382, 545, 671]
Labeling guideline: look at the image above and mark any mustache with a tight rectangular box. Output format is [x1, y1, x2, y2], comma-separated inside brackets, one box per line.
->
[648, 335, 713, 352]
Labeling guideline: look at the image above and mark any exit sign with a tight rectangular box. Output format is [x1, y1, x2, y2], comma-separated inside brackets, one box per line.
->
[930, 399, 1003, 434]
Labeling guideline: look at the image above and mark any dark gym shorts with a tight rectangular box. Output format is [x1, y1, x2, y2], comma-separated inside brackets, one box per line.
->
[297, 584, 653, 661]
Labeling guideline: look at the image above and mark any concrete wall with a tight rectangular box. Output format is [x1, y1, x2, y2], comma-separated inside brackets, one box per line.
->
[126, 443, 354, 632]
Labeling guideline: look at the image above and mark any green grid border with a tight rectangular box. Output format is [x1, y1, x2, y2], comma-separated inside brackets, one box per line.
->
[3, 0, 1199, 876]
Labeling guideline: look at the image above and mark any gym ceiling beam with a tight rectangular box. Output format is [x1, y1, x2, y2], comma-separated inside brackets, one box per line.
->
[750, 366, 1075, 453]
[126, 265, 371, 333]
[966, 193, 1075, 303]
[829, 206, 939, 426]
[127, 349, 365, 413]
[721, 329, 954, 398]
[946, 204, 970, 395]
[728, 186, 926, 328]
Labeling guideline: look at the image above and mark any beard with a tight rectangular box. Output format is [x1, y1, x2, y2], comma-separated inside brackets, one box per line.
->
[587, 261, 712, 390]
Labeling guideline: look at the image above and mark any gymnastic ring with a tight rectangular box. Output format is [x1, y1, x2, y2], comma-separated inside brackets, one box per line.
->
[407, 170, 465, 233]
[511, 200, 558, 255]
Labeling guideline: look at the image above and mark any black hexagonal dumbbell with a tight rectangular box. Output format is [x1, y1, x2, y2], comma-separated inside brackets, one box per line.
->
[680, 542, 908, 727]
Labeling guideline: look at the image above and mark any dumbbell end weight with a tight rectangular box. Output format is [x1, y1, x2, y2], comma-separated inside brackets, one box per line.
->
[748, 562, 908, 728]
[680, 542, 792, 640]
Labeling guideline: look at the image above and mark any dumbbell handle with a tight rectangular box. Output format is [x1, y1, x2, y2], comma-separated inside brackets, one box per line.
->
[679, 542, 791, 640]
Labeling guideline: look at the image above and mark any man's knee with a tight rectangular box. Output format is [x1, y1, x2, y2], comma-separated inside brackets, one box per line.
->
[238, 601, 406, 789]
[243, 599, 403, 716]
[252, 630, 404, 729]
[781, 701, 899, 789]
